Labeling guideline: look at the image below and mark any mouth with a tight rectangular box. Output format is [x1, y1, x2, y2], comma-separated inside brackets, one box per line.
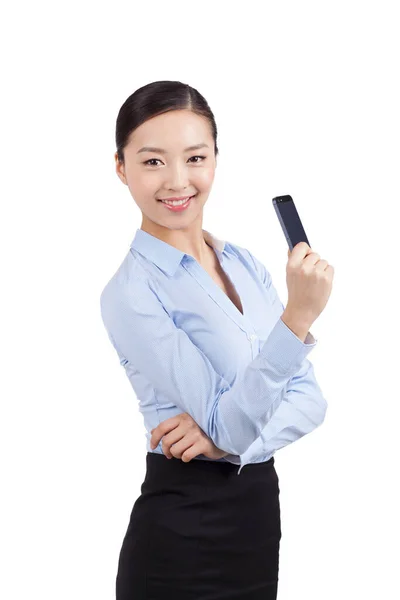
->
[157, 194, 196, 211]
[157, 194, 196, 203]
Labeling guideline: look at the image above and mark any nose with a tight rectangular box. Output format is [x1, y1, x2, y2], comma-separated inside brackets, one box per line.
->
[164, 161, 190, 190]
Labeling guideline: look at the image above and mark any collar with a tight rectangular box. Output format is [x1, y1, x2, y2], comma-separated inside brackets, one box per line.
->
[130, 228, 228, 276]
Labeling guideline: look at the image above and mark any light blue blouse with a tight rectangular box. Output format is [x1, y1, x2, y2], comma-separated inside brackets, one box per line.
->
[100, 228, 327, 475]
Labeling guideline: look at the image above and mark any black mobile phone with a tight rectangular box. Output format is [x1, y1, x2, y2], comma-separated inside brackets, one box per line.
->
[272, 194, 310, 251]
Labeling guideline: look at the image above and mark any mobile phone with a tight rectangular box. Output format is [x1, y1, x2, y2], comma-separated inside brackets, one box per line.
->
[272, 194, 311, 251]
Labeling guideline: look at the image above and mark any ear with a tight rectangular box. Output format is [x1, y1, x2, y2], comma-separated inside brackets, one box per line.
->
[115, 153, 127, 185]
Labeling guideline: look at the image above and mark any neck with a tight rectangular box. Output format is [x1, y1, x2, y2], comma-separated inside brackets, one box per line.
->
[140, 218, 214, 265]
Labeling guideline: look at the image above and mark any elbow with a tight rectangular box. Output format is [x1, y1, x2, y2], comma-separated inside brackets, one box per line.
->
[317, 395, 328, 426]
[208, 417, 247, 457]
[209, 422, 261, 458]
[208, 403, 253, 457]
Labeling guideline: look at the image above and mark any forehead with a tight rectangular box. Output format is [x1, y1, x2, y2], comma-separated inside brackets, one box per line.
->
[129, 110, 211, 150]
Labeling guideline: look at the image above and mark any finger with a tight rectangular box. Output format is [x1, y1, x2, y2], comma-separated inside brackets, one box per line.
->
[161, 427, 187, 458]
[314, 259, 329, 272]
[173, 441, 196, 462]
[290, 241, 312, 264]
[181, 440, 206, 463]
[303, 252, 321, 267]
[168, 436, 196, 460]
[164, 437, 193, 458]
[150, 417, 180, 448]
[150, 426, 165, 449]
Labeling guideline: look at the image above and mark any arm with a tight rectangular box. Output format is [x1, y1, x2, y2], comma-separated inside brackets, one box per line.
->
[245, 249, 327, 451]
[100, 275, 317, 458]
[260, 357, 327, 454]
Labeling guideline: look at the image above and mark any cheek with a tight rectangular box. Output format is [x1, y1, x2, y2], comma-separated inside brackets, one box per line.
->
[129, 177, 157, 198]
[197, 168, 215, 189]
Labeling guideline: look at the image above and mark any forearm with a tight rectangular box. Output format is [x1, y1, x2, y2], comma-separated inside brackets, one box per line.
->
[209, 311, 314, 459]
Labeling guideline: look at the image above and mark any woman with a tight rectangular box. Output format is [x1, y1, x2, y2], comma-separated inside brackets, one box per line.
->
[100, 80, 334, 599]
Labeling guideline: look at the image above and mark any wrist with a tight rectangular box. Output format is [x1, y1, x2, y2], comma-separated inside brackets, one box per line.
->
[281, 308, 313, 343]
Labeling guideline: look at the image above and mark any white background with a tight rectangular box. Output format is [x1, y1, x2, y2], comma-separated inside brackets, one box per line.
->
[1, 1, 399, 598]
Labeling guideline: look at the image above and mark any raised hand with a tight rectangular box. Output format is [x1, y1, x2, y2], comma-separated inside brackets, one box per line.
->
[285, 242, 334, 327]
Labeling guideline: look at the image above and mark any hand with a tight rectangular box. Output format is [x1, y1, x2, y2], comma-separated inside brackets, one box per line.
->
[286, 242, 334, 326]
[149, 412, 229, 462]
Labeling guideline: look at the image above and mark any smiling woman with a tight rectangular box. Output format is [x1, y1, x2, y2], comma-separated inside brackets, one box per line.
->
[113, 81, 219, 266]
[100, 79, 322, 600]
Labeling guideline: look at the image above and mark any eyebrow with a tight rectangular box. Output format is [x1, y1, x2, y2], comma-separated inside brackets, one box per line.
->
[137, 143, 210, 154]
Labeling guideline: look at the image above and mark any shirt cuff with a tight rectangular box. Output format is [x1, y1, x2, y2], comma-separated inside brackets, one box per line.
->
[259, 316, 318, 374]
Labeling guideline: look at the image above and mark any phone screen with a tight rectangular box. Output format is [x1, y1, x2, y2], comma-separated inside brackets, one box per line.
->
[272, 195, 310, 251]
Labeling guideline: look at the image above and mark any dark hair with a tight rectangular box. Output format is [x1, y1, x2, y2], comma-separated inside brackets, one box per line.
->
[115, 80, 219, 165]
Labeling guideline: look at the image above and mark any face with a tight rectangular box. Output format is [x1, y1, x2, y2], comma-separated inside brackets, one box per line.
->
[115, 109, 217, 234]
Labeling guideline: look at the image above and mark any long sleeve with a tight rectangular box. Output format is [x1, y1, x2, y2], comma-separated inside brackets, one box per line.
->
[245, 249, 328, 454]
[260, 358, 327, 454]
[100, 275, 317, 458]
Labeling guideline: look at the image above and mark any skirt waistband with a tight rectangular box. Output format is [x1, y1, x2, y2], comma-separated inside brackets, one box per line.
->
[146, 451, 275, 480]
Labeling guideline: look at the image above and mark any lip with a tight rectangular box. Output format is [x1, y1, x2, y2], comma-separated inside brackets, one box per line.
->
[159, 195, 194, 212]
[157, 195, 194, 201]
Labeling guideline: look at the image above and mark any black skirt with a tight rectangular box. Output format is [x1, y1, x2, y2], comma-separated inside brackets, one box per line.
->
[116, 452, 281, 599]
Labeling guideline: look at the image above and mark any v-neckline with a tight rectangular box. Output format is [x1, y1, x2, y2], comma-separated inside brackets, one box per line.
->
[203, 243, 245, 318]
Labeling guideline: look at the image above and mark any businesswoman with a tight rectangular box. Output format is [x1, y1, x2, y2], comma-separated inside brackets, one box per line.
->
[100, 80, 334, 599]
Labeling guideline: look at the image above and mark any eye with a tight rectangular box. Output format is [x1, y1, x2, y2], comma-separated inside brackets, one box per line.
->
[188, 155, 206, 163]
[143, 155, 207, 167]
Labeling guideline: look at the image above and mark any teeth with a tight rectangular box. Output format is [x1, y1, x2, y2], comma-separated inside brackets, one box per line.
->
[162, 197, 191, 206]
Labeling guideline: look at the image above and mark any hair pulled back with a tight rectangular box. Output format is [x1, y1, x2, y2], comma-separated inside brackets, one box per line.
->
[115, 80, 219, 165]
